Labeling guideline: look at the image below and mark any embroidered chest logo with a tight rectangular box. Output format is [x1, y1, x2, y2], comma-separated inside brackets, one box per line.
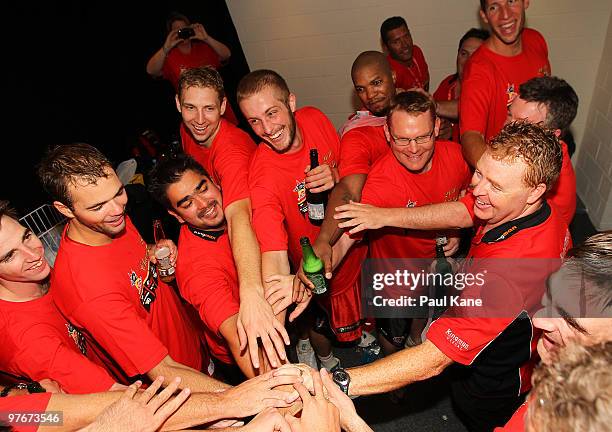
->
[294, 181, 308, 214]
[129, 263, 158, 312]
[444, 187, 461, 202]
[66, 323, 87, 355]
[506, 83, 518, 107]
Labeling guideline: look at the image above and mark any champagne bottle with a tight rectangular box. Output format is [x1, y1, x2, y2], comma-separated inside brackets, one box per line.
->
[152, 219, 176, 283]
[306, 149, 326, 226]
[300, 237, 328, 295]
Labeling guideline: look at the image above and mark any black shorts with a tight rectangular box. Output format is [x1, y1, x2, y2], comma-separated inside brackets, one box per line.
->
[377, 318, 412, 348]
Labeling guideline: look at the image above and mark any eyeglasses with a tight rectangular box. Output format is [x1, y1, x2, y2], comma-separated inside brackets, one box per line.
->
[390, 128, 435, 147]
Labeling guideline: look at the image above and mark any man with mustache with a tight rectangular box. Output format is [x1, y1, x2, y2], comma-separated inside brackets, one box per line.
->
[148, 154, 259, 381]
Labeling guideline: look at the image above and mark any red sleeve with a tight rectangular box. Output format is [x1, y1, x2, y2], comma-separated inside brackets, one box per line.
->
[0, 393, 52, 432]
[548, 142, 575, 227]
[73, 293, 168, 377]
[460, 57, 494, 136]
[214, 130, 256, 208]
[494, 401, 528, 431]
[15, 326, 115, 394]
[181, 268, 239, 337]
[249, 158, 288, 253]
[339, 129, 376, 178]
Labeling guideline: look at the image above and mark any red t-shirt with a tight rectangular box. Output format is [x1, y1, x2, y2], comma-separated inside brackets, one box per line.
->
[51, 218, 211, 383]
[249, 106, 340, 267]
[460, 28, 551, 140]
[181, 119, 257, 209]
[427, 201, 570, 400]
[0, 392, 52, 432]
[361, 141, 471, 259]
[0, 295, 114, 394]
[176, 225, 239, 365]
[433, 74, 460, 142]
[338, 125, 390, 178]
[549, 140, 576, 227]
[163, 42, 221, 90]
[387, 45, 430, 90]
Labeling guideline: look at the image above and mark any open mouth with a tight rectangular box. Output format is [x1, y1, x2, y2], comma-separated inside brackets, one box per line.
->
[267, 127, 284, 142]
[198, 203, 218, 219]
[29, 258, 46, 272]
[475, 197, 491, 210]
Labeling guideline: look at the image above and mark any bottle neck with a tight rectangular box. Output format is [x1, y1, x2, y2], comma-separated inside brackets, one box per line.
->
[435, 244, 446, 259]
[302, 244, 323, 272]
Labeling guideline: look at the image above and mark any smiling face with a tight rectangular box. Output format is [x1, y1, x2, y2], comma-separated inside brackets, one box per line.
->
[533, 265, 612, 364]
[480, 0, 529, 51]
[177, 86, 226, 147]
[471, 151, 542, 229]
[0, 216, 50, 285]
[59, 168, 129, 241]
[384, 25, 414, 64]
[385, 110, 439, 174]
[352, 63, 396, 116]
[239, 86, 300, 154]
[166, 169, 225, 230]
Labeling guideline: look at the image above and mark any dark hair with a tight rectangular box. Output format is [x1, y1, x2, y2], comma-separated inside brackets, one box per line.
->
[165, 11, 191, 34]
[488, 121, 562, 190]
[479, 0, 487, 11]
[0, 201, 18, 222]
[458, 28, 489, 50]
[387, 91, 436, 124]
[37, 143, 112, 209]
[565, 231, 612, 311]
[236, 69, 290, 104]
[177, 66, 225, 102]
[380, 16, 408, 45]
[519, 76, 579, 132]
[148, 154, 210, 210]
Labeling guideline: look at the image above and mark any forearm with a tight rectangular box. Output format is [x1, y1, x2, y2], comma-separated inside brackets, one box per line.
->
[204, 36, 231, 61]
[436, 99, 458, 121]
[320, 175, 367, 246]
[348, 341, 452, 396]
[343, 416, 374, 432]
[386, 201, 472, 230]
[461, 131, 486, 168]
[146, 47, 167, 77]
[149, 357, 230, 393]
[226, 203, 265, 299]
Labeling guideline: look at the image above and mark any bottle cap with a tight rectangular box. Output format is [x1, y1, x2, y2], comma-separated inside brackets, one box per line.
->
[435, 236, 448, 246]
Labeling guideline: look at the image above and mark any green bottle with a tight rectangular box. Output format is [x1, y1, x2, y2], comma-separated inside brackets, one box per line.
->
[300, 237, 328, 294]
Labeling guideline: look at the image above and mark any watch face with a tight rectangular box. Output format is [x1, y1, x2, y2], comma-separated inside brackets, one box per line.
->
[333, 370, 349, 383]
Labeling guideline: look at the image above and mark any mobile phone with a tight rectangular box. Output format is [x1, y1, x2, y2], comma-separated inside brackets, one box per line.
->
[177, 27, 195, 40]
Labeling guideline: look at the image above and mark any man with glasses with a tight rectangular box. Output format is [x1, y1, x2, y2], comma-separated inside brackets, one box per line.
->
[321, 91, 470, 359]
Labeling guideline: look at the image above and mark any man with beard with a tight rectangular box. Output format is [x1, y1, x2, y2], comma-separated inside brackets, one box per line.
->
[238, 70, 363, 370]
[148, 154, 258, 381]
[332, 122, 570, 431]
[176, 66, 290, 371]
[37, 143, 304, 416]
[380, 16, 430, 91]
[460, 0, 551, 167]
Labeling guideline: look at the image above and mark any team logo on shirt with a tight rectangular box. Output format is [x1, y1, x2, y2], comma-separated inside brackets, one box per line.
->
[406, 200, 417, 208]
[66, 323, 87, 356]
[506, 83, 518, 107]
[129, 265, 158, 312]
[444, 187, 461, 202]
[294, 181, 308, 214]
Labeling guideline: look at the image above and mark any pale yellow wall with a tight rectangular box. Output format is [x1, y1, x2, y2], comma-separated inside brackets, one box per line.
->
[227, 0, 611, 157]
[576, 11, 612, 230]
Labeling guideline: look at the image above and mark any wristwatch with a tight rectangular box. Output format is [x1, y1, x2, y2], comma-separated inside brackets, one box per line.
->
[332, 367, 351, 395]
[0, 381, 45, 397]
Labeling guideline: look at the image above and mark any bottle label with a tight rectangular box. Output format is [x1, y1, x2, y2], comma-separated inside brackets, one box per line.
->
[307, 273, 327, 295]
[308, 203, 325, 220]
